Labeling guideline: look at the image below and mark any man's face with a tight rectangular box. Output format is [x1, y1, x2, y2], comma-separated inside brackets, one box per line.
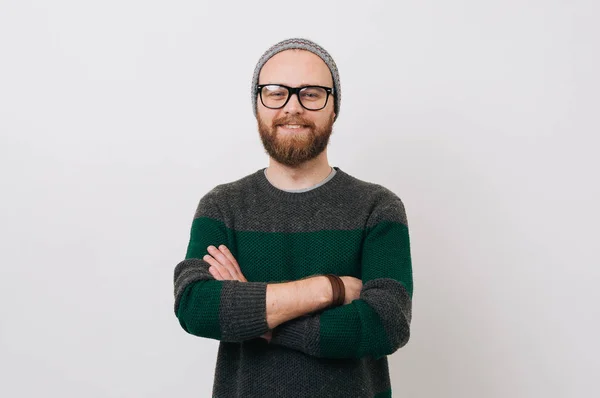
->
[256, 49, 336, 167]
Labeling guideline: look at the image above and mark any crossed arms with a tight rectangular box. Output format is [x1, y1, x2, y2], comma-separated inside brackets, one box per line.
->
[173, 192, 413, 360]
[199, 244, 362, 341]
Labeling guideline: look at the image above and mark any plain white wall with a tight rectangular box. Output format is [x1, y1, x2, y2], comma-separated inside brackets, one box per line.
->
[1, 0, 598, 397]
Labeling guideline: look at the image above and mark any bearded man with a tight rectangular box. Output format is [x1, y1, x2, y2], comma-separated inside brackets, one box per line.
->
[173, 38, 414, 398]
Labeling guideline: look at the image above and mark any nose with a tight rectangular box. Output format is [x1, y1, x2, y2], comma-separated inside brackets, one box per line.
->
[282, 92, 304, 115]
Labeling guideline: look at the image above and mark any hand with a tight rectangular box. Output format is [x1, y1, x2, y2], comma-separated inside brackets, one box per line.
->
[339, 276, 363, 305]
[203, 245, 248, 282]
[204, 245, 271, 340]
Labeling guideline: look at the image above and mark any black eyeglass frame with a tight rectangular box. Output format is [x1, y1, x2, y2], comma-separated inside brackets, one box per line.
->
[256, 84, 335, 111]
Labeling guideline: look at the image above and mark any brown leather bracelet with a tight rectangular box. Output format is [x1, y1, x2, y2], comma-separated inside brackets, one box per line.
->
[334, 275, 345, 306]
[324, 274, 345, 308]
[328, 274, 340, 306]
[324, 274, 338, 308]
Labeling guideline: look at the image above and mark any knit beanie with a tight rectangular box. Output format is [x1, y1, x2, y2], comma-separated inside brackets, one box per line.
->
[251, 38, 341, 121]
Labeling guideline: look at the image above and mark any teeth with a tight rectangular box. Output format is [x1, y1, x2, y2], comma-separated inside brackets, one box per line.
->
[283, 125, 303, 129]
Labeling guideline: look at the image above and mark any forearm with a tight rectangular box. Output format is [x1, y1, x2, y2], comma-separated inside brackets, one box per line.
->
[175, 256, 272, 342]
[177, 277, 268, 342]
[265, 276, 332, 329]
[175, 258, 333, 341]
[270, 278, 412, 359]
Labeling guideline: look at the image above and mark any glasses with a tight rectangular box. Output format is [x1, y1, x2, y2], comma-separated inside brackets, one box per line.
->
[257, 84, 334, 111]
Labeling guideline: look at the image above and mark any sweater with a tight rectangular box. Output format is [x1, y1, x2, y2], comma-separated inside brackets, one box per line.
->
[173, 166, 413, 398]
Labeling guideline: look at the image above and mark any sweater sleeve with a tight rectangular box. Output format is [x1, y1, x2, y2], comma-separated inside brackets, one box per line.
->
[269, 192, 413, 359]
[173, 191, 270, 342]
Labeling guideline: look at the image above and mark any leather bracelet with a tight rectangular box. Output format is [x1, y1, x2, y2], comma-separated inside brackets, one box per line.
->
[332, 275, 345, 307]
[323, 274, 345, 308]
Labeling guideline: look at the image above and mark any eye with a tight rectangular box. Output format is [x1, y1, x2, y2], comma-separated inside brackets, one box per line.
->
[300, 87, 326, 100]
[263, 86, 287, 99]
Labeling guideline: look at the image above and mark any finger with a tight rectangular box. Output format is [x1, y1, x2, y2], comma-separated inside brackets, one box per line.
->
[206, 246, 237, 280]
[218, 245, 239, 267]
[208, 265, 221, 280]
[203, 254, 228, 280]
[218, 245, 247, 282]
[203, 255, 224, 279]
[207, 246, 237, 280]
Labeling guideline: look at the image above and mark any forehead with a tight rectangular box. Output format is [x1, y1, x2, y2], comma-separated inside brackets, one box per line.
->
[258, 49, 333, 87]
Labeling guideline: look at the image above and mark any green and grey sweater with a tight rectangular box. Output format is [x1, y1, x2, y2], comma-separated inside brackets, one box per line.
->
[173, 166, 413, 398]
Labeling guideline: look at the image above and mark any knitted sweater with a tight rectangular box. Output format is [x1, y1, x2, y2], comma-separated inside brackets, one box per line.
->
[173, 166, 413, 398]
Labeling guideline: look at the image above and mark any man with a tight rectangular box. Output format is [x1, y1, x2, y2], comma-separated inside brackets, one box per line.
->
[173, 38, 413, 398]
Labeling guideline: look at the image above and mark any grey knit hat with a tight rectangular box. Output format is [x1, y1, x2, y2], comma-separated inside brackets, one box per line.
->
[251, 38, 341, 121]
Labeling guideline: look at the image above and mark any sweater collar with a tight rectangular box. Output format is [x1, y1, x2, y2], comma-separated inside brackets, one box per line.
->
[254, 166, 346, 202]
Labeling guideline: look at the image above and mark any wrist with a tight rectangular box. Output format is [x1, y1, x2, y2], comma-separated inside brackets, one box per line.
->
[323, 274, 345, 308]
[317, 275, 333, 308]
[297, 276, 332, 309]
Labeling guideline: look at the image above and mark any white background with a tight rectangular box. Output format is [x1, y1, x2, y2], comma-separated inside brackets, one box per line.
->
[1, 1, 598, 397]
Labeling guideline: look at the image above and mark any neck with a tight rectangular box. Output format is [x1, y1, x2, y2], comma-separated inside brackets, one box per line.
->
[265, 152, 332, 191]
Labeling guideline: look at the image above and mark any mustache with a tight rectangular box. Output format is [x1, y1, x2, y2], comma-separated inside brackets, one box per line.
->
[273, 116, 315, 128]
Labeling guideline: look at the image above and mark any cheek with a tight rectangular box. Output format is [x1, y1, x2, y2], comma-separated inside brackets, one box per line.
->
[257, 109, 277, 126]
[315, 110, 335, 127]
[317, 103, 335, 124]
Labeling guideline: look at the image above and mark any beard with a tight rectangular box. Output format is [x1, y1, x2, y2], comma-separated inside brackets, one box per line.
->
[257, 113, 334, 167]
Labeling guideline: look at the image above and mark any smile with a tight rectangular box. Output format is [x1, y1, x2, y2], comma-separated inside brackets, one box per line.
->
[279, 124, 307, 129]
